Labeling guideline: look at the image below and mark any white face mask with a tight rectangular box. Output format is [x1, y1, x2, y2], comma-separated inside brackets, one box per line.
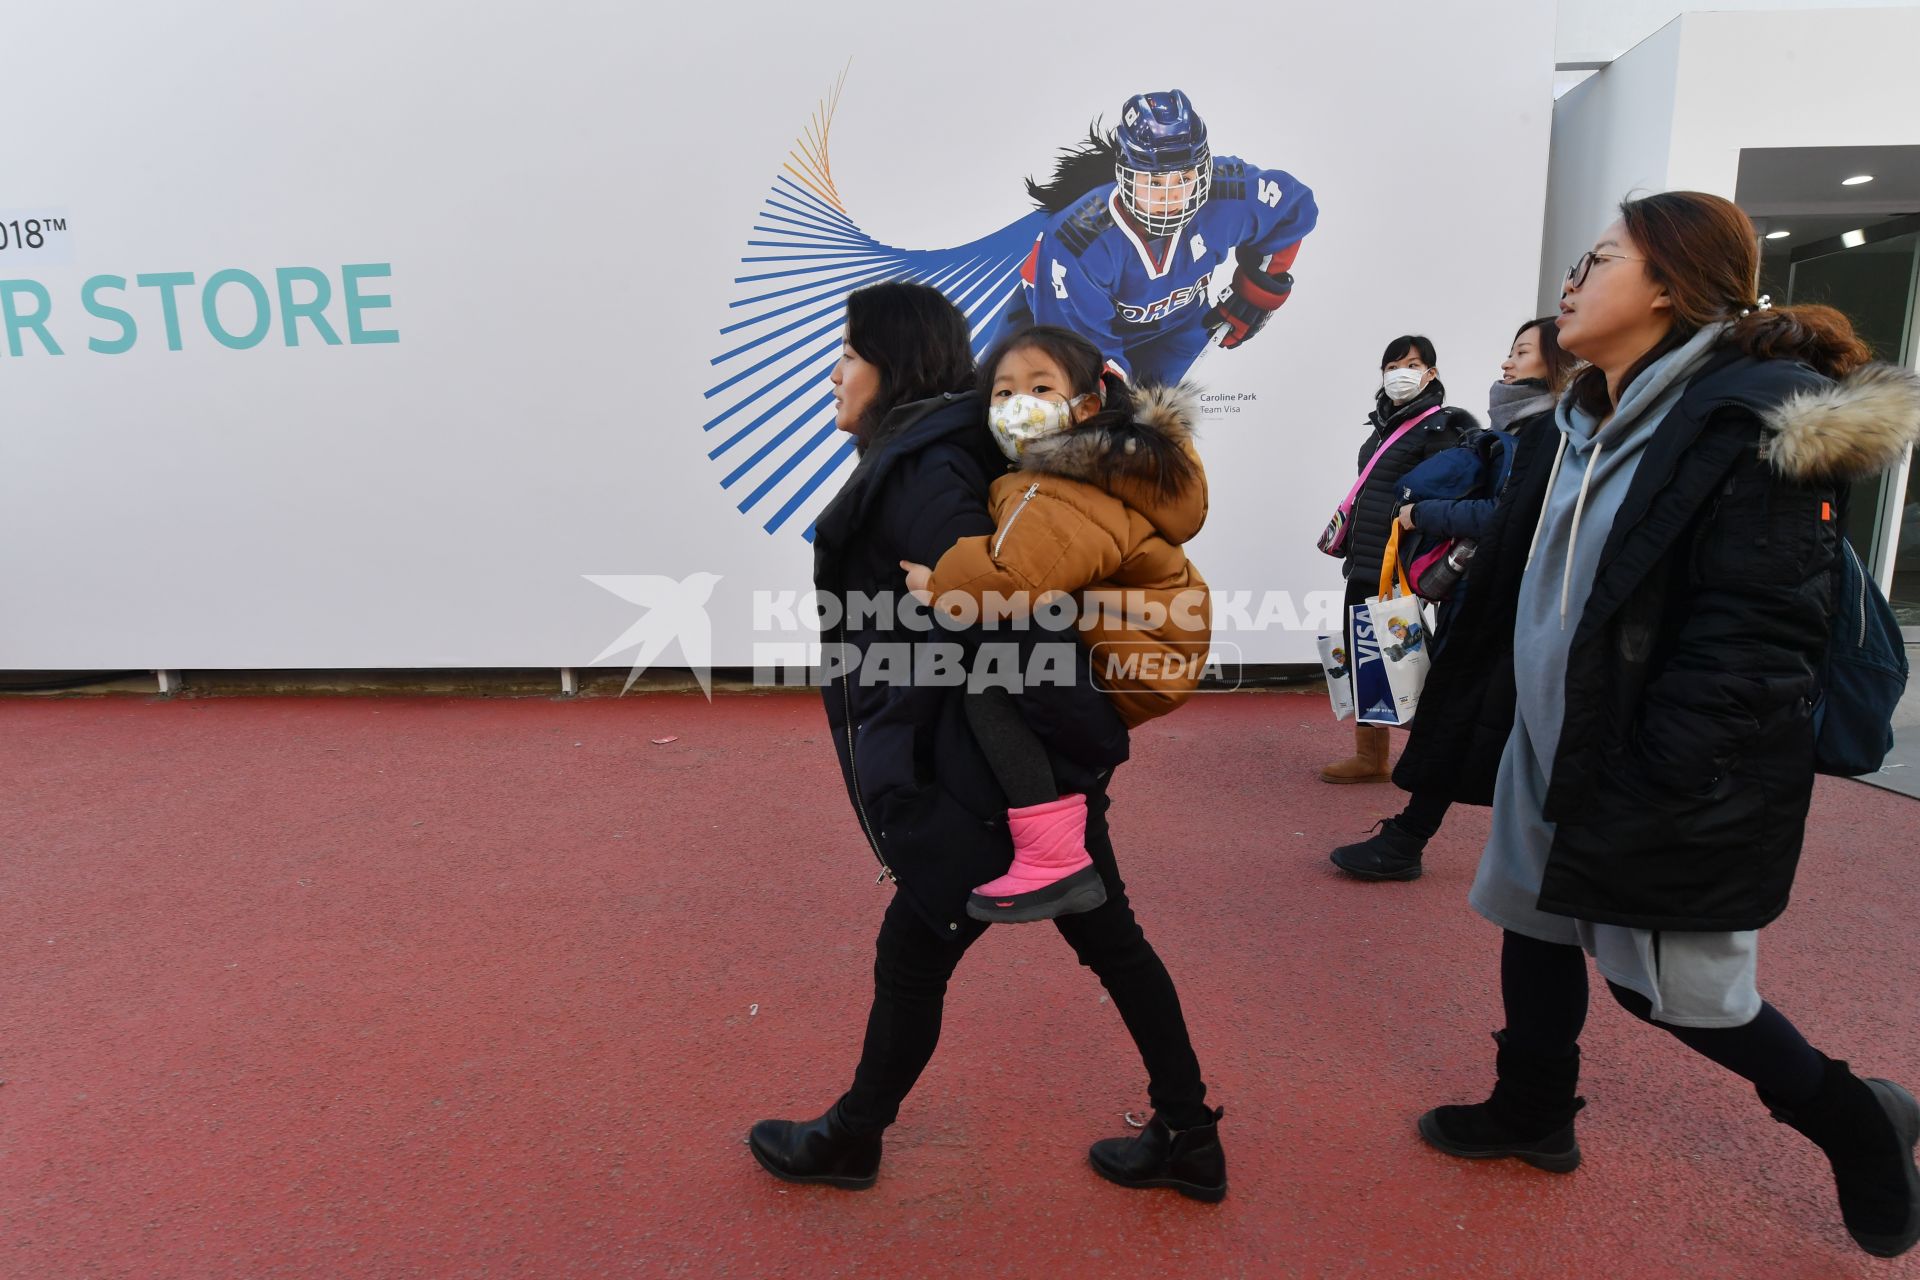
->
[988, 392, 1093, 462]
[1382, 367, 1429, 405]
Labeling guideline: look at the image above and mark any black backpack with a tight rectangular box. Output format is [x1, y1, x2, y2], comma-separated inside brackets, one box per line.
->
[1813, 534, 1908, 777]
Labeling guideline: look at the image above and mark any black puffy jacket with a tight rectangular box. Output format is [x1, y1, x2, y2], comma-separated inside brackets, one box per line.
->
[1343, 381, 1477, 587]
[1397, 354, 1920, 931]
[811, 393, 1130, 938]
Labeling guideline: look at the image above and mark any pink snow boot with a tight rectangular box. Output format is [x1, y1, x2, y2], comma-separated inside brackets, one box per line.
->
[966, 793, 1107, 923]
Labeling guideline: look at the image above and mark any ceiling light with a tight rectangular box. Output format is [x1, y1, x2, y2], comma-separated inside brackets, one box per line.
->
[1765, 230, 1791, 240]
[1842, 174, 1875, 186]
[1841, 229, 1868, 249]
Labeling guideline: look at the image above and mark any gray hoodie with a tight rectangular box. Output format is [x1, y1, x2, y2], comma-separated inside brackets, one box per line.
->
[1471, 323, 1729, 953]
[1508, 321, 1730, 774]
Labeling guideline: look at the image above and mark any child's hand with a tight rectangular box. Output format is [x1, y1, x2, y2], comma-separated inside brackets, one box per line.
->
[1396, 506, 1419, 532]
[899, 560, 933, 605]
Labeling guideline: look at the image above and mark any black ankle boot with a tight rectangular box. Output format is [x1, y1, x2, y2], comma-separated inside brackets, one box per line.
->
[1088, 1107, 1227, 1202]
[748, 1101, 882, 1190]
[1417, 1031, 1585, 1173]
[1329, 820, 1427, 882]
[1763, 1058, 1920, 1258]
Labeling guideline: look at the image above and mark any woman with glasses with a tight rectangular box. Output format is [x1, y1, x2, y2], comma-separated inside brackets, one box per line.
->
[1331, 317, 1578, 881]
[1411, 191, 1920, 1258]
[1319, 336, 1477, 784]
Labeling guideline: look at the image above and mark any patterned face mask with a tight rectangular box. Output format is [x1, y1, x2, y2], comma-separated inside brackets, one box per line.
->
[987, 392, 1094, 462]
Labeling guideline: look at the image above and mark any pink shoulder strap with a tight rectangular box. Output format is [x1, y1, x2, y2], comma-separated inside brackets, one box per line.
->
[1339, 406, 1442, 508]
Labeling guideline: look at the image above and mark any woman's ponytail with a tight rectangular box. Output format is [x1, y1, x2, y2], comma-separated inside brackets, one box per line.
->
[1726, 303, 1873, 379]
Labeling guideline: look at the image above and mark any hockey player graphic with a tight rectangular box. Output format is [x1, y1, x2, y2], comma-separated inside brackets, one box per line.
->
[990, 90, 1318, 384]
[707, 75, 1321, 542]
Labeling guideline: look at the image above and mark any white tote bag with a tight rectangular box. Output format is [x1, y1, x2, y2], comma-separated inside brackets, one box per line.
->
[1353, 525, 1432, 727]
[1316, 633, 1355, 721]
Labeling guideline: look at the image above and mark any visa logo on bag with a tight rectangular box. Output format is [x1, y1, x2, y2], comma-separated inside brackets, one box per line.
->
[1351, 606, 1428, 725]
[1352, 615, 1381, 667]
[1350, 611, 1400, 724]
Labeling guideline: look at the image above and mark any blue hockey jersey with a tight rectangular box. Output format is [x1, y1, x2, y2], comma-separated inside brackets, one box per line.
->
[991, 156, 1318, 385]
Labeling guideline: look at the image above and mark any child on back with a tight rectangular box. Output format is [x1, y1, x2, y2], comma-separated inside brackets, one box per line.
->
[901, 325, 1212, 922]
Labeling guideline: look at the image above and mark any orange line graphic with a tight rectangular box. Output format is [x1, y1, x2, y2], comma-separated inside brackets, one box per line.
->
[782, 61, 850, 214]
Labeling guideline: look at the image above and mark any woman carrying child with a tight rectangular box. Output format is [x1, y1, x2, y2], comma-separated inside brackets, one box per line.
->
[749, 293, 1226, 1201]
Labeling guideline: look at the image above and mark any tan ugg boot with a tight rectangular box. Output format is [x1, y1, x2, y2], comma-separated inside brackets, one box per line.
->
[1319, 722, 1392, 784]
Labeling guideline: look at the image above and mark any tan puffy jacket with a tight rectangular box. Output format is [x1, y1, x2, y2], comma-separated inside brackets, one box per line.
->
[927, 382, 1211, 728]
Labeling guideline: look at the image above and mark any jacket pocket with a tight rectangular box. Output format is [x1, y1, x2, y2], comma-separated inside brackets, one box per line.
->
[852, 715, 922, 810]
[1694, 472, 1824, 587]
[1545, 744, 1774, 927]
[1556, 746, 1767, 879]
[1604, 742, 1741, 807]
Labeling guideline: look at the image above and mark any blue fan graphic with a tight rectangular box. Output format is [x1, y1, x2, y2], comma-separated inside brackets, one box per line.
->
[703, 70, 1042, 542]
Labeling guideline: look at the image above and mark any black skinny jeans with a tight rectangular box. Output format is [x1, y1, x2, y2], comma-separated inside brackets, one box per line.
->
[837, 790, 1210, 1133]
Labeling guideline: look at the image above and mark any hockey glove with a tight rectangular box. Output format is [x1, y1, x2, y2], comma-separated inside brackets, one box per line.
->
[1203, 259, 1294, 349]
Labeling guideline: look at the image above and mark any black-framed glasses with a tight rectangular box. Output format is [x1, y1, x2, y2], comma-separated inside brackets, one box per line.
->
[1565, 250, 1645, 289]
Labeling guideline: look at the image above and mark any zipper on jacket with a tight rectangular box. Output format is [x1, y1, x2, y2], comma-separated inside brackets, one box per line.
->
[1851, 541, 1868, 647]
[993, 482, 1042, 558]
[835, 631, 896, 885]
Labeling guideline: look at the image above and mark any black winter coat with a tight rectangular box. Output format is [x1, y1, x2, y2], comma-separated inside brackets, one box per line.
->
[1391, 407, 1558, 733]
[812, 393, 1131, 939]
[1344, 381, 1476, 587]
[1397, 355, 1920, 931]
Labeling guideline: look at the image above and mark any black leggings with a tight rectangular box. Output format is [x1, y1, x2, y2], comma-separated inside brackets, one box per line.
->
[1500, 929, 1825, 1104]
[963, 687, 1058, 809]
[837, 791, 1210, 1134]
[1394, 790, 1452, 840]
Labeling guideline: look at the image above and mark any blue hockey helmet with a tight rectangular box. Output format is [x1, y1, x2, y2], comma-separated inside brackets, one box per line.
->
[1113, 90, 1212, 237]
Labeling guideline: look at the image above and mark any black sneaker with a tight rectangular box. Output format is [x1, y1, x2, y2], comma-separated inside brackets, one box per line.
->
[1330, 819, 1427, 881]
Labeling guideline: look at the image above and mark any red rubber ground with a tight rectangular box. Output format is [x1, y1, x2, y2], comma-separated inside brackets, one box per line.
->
[4, 690, 1918, 1278]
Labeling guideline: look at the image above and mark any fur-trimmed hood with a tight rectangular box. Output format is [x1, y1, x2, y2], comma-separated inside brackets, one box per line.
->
[1763, 362, 1920, 483]
[1016, 380, 1207, 542]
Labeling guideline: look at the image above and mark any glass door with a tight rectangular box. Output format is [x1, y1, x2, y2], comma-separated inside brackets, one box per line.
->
[1788, 219, 1920, 632]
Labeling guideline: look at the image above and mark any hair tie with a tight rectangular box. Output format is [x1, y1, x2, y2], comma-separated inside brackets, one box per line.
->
[1739, 294, 1774, 317]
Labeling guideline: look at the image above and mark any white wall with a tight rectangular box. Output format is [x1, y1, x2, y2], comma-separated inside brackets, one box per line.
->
[1556, 0, 1920, 63]
[0, 0, 1556, 670]
[1537, 20, 1683, 313]
[1541, 7, 1920, 312]
[1665, 8, 1920, 194]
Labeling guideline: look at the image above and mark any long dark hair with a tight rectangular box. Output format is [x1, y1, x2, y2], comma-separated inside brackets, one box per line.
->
[1025, 124, 1119, 212]
[977, 324, 1196, 498]
[1515, 316, 1577, 394]
[843, 282, 976, 451]
[1569, 191, 1872, 415]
